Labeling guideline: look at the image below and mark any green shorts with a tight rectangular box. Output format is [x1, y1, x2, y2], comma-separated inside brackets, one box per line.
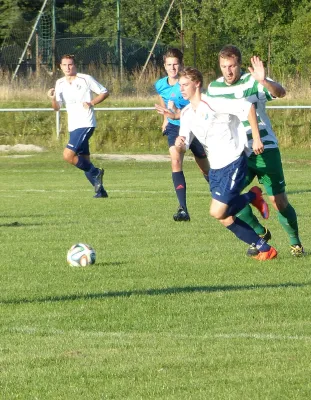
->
[244, 148, 286, 196]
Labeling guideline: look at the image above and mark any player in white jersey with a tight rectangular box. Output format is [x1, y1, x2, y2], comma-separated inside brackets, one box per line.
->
[207, 45, 303, 257]
[48, 54, 109, 198]
[158, 67, 277, 260]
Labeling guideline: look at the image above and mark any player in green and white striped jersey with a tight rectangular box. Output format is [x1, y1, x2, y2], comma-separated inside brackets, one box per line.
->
[207, 45, 304, 257]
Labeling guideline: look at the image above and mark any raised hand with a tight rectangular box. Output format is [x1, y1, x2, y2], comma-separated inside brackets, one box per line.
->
[248, 56, 265, 84]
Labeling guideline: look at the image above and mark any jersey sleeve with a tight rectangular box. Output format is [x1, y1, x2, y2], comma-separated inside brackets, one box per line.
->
[87, 75, 108, 95]
[154, 80, 160, 95]
[210, 97, 252, 121]
[54, 80, 63, 105]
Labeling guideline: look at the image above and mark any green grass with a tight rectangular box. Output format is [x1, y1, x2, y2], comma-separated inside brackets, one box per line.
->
[1, 150, 311, 399]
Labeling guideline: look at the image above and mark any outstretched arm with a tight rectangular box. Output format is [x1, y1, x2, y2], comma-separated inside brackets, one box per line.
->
[248, 56, 286, 98]
[154, 102, 181, 122]
[247, 104, 264, 155]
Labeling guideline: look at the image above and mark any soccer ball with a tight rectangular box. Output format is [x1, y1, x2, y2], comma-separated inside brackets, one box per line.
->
[67, 243, 96, 267]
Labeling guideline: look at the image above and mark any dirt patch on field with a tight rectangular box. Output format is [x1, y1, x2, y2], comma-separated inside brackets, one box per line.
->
[0, 145, 194, 162]
[0, 144, 45, 153]
[1, 144, 311, 164]
[93, 153, 194, 162]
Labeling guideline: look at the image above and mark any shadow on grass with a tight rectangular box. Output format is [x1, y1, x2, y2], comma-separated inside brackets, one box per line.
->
[286, 189, 311, 195]
[2, 281, 310, 305]
[0, 221, 44, 227]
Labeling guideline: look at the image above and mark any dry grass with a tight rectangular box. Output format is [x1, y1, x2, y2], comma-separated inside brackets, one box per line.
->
[1, 65, 311, 102]
[0, 63, 164, 101]
[284, 77, 311, 101]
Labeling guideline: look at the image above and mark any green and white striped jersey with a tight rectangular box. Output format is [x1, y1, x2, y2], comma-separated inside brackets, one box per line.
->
[207, 73, 279, 154]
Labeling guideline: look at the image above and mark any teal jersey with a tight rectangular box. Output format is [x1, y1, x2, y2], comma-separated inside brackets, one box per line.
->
[207, 73, 278, 153]
[155, 77, 189, 126]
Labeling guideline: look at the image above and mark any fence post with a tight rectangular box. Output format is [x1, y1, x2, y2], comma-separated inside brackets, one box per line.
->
[56, 110, 60, 139]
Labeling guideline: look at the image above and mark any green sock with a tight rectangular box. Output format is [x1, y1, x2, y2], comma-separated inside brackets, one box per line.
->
[236, 204, 266, 235]
[277, 203, 301, 246]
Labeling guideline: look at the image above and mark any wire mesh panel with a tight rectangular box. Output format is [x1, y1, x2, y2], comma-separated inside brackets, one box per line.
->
[0, 0, 167, 78]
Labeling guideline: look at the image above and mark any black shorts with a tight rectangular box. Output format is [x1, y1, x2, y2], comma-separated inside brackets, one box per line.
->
[164, 122, 207, 159]
[66, 127, 95, 155]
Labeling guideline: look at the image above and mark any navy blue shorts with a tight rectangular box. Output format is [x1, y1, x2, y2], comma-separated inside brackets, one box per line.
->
[209, 153, 247, 205]
[66, 127, 95, 155]
[163, 122, 207, 159]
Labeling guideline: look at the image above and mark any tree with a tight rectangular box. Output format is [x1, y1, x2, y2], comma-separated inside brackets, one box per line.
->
[0, 0, 20, 44]
[0, 0, 310, 79]
[289, 0, 311, 77]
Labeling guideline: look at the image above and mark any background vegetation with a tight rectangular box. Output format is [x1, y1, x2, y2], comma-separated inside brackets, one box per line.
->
[0, 77, 311, 154]
[1, 0, 311, 79]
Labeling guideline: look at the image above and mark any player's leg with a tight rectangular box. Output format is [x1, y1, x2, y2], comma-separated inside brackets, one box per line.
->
[83, 128, 107, 197]
[237, 153, 273, 256]
[165, 123, 189, 221]
[189, 136, 210, 183]
[209, 154, 277, 260]
[259, 148, 303, 256]
[64, 127, 107, 197]
[236, 155, 271, 236]
[221, 215, 277, 261]
[83, 154, 107, 198]
[210, 199, 276, 260]
[269, 192, 303, 255]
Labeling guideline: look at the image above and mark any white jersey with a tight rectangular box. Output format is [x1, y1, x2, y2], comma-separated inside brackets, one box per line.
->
[207, 73, 278, 154]
[179, 94, 251, 169]
[55, 73, 108, 131]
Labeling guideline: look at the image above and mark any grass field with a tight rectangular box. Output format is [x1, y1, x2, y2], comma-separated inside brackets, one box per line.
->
[1, 149, 311, 399]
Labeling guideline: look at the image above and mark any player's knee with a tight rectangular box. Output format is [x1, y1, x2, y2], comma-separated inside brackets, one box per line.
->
[210, 207, 226, 220]
[170, 152, 183, 171]
[63, 149, 74, 164]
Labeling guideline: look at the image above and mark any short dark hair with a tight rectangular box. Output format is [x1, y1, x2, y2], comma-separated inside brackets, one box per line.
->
[60, 54, 76, 64]
[218, 45, 242, 64]
[163, 48, 183, 64]
[179, 67, 203, 88]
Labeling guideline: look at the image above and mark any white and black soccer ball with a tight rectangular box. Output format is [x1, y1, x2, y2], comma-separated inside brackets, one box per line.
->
[67, 243, 96, 267]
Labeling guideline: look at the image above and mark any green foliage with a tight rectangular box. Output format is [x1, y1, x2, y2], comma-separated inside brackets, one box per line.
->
[2, 0, 311, 78]
[289, 0, 311, 77]
[0, 0, 20, 39]
[1, 152, 311, 398]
